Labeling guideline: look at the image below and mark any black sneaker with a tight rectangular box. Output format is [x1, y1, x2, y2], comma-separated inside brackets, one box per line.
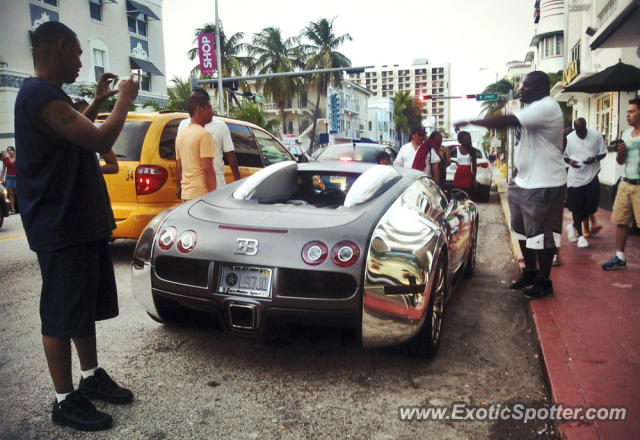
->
[510, 270, 537, 290]
[79, 368, 133, 404]
[51, 390, 113, 431]
[524, 278, 554, 299]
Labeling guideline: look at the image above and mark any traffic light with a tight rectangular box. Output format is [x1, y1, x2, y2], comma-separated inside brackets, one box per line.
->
[464, 94, 476, 99]
[421, 95, 432, 100]
[211, 81, 239, 91]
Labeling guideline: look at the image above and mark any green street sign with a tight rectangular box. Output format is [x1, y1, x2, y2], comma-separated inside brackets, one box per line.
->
[476, 93, 498, 101]
[255, 94, 264, 104]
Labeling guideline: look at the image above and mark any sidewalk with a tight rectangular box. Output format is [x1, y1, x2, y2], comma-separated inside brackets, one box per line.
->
[496, 176, 640, 440]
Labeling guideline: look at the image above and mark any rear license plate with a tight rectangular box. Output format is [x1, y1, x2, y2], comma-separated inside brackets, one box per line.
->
[218, 264, 272, 298]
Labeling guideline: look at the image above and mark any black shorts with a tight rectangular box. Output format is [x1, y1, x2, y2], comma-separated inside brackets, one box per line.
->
[567, 176, 600, 217]
[37, 239, 118, 338]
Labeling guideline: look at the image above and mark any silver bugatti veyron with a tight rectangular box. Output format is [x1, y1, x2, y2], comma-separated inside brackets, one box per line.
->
[132, 160, 478, 357]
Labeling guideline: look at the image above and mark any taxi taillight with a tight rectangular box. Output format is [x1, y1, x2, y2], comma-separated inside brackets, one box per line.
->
[136, 165, 168, 195]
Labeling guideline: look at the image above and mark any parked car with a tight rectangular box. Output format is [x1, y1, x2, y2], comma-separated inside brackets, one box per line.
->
[442, 139, 493, 202]
[0, 183, 10, 229]
[96, 112, 296, 239]
[314, 143, 397, 163]
[132, 161, 478, 358]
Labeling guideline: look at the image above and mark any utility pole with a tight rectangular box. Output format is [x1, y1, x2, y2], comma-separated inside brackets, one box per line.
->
[214, 0, 224, 115]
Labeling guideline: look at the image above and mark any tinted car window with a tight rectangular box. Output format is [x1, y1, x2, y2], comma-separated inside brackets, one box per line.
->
[317, 146, 381, 162]
[225, 122, 262, 167]
[99, 121, 150, 161]
[158, 119, 183, 160]
[252, 128, 293, 166]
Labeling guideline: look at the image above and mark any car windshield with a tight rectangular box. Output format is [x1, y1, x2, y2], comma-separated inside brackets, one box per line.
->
[316, 146, 381, 163]
[290, 171, 361, 207]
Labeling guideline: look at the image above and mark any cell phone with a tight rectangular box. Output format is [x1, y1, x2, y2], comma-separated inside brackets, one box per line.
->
[110, 76, 130, 90]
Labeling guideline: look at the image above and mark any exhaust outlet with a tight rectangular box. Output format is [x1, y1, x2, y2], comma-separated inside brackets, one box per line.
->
[227, 303, 257, 330]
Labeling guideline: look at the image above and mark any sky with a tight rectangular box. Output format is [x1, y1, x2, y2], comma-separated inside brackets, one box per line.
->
[161, 0, 536, 127]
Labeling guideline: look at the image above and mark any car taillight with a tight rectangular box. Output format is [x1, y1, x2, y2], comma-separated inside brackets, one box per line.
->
[136, 165, 168, 195]
[177, 230, 197, 253]
[339, 156, 353, 162]
[331, 241, 360, 267]
[302, 241, 328, 265]
[478, 162, 489, 168]
[157, 226, 177, 251]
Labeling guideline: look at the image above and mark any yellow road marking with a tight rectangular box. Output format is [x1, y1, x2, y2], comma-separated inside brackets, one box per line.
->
[0, 232, 26, 242]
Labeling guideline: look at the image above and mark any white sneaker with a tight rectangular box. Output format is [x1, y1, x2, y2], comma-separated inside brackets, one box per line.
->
[566, 223, 578, 242]
[577, 236, 589, 248]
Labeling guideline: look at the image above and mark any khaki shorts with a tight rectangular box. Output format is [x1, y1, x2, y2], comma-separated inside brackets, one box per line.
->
[611, 180, 640, 226]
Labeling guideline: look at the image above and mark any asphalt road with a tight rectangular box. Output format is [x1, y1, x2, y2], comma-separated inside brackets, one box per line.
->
[0, 192, 556, 439]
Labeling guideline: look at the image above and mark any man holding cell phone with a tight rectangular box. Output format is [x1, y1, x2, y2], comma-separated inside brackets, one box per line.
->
[15, 21, 138, 431]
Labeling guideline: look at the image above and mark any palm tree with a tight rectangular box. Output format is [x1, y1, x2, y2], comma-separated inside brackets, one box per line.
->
[166, 76, 192, 111]
[232, 102, 281, 135]
[299, 17, 352, 152]
[245, 27, 302, 135]
[393, 91, 422, 145]
[187, 22, 251, 109]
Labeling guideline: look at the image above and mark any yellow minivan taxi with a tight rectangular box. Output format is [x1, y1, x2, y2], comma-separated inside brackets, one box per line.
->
[97, 111, 297, 239]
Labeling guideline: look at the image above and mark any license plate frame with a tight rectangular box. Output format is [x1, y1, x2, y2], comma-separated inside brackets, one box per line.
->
[218, 264, 273, 298]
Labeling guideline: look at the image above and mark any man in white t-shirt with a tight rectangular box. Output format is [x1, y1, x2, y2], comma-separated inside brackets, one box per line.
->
[563, 118, 607, 248]
[394, 125, 441, 182]
[455, 71, 565, 299]
[177, 88, 241, 189]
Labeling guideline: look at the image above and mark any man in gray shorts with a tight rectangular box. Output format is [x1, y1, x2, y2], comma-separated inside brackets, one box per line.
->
[455, 71, 566, 298]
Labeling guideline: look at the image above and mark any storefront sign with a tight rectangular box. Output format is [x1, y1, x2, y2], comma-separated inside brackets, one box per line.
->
[198, 33, 216, 75]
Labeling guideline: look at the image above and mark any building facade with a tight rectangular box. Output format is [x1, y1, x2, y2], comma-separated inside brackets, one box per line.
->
[327, 80, 372, 144]
[347, 59, 451, 132]
[0, 0, 168, 149]
[530, 0, 566, 73]
[505, 53, 534, 86]
[364, 98, 395, 144]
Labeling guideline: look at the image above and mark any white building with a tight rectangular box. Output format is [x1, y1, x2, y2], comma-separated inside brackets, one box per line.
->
[364, 98, 394, 144]
[551, 0, 640, 209]
[348, 60, 451, 132]
[505, 53, 534, 86]
[530, 0, 566, 73]
[0, 0, 168, 149]
[327, 80, 373, 144]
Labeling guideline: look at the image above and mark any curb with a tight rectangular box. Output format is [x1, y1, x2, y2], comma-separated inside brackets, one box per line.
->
[494, 178, 524, 269]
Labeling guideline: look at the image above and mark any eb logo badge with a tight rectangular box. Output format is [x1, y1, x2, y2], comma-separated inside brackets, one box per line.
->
[234, 238, 258, 256]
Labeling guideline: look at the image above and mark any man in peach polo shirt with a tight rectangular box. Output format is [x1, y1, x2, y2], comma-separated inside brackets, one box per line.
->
[176, 94, 216, 201]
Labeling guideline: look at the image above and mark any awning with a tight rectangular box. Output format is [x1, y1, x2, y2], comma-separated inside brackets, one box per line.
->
[126, 0, 160, 20]
[589, 0, 640, 50]
[530, 30, 562, 47]
[129, 57, 163, 76]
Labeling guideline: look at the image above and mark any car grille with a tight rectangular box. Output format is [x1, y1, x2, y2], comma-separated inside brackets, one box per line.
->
[155, 256, 210, 287]
[274, 268, 357, 299]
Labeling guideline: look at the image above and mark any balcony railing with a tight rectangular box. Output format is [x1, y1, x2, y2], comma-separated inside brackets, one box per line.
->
[597, 0, 617, 26]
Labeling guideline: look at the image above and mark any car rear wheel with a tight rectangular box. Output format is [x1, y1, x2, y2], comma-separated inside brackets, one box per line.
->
[408, 258, 446, 358]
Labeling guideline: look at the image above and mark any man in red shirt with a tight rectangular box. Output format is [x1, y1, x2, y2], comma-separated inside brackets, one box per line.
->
[1, 146, 16, 213]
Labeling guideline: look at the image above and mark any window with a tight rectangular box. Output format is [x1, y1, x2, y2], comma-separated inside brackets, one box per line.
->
[368, 121, 372, 131]
[287, 120, 294, 134]
[253, 128, 293, 166]
[128, 12, 147, 36]
[132, 70, 151, 91]
[301, 92, 307, 108]
[225, 123, 262, 167]
[90, 0, 102, 21]
[93, 49, 105, 81]
[96, 121, 150, 161]
[36, 0, 58, 5]
[158, 119, 183, 159]
[596, 93, 613, 144]
[542, 35, 563, 58]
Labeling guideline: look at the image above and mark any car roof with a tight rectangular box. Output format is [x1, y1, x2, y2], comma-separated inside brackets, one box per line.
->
[324, 143, 392, 150]
[96, 112, 269, 131]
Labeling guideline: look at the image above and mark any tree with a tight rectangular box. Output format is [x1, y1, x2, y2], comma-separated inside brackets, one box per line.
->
[187, 22, 251, 109]
[166, 76, 192, 111]
[299, 17, 352, 152]
[232, 102, 281, 136]
[479, 79, 518, 117]
[393, 91, 422, 145]
[79, 83, 136, 112]
[246, 27, 302, 135]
